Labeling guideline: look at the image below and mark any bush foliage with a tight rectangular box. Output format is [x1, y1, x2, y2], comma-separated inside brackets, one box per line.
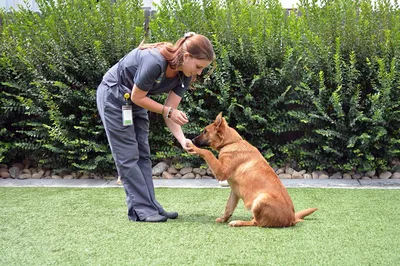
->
[0, 0, 399, 174]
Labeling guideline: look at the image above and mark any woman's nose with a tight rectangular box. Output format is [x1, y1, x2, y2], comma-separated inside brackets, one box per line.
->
[197, 69, 203, 75]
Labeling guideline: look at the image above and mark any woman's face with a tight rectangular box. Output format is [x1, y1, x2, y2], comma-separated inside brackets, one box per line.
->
[181, 52, 212, 77]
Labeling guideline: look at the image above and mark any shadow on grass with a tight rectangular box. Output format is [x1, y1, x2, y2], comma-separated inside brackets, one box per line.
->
[172, 211, 314, 231]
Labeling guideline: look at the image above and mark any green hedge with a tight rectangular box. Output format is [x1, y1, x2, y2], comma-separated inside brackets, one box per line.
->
[0, 0, 145, 173]
[1, 0, 399, 174]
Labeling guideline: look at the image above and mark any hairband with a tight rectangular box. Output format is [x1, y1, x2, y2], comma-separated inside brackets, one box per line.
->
[184, 32, 196, 38]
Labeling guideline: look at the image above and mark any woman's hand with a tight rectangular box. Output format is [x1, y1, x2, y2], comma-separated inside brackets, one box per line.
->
[181, 139, 197, 154]
[170, 108, 189, 126]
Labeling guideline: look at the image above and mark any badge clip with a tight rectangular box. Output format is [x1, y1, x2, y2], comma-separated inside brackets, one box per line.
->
[123, 93, 130, 103]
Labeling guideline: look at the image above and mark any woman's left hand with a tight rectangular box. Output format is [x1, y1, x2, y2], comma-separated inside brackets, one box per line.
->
[181, 139, 196, 154]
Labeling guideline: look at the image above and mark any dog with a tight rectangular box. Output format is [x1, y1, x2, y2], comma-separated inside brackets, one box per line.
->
[189, 113, 317, 227]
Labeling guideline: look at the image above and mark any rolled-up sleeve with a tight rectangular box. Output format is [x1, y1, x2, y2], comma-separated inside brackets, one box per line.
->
[134, 53, 162, 92]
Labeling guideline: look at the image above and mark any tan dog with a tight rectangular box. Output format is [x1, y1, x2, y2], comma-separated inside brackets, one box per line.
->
[190, 113, 317, 227]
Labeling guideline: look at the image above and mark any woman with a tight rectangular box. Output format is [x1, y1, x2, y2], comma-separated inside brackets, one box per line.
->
[96, 32, 215, 222]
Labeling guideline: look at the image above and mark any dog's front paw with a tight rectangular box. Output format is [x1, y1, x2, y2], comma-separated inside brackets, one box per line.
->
[188, 142, 201, 153]
[189, 143, 208, 156]
[216, 217, 228, 223]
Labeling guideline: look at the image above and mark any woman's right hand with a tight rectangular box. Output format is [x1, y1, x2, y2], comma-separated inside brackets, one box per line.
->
[170, 109, 189, 125]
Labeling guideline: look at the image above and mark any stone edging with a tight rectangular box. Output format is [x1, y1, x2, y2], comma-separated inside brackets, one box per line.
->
[1, 160, 400, 180]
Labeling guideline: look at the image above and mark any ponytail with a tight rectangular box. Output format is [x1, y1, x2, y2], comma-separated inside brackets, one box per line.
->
[139, 32, 215, 70]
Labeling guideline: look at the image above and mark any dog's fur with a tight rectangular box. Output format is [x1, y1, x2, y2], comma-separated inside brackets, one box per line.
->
[190, 113, 317, 227]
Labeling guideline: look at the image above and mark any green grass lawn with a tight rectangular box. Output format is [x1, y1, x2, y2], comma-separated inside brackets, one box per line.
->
[1, 187, 399, 265]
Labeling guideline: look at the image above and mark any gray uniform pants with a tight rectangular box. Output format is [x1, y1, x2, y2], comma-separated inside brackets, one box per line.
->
[96, 82, 164, 221]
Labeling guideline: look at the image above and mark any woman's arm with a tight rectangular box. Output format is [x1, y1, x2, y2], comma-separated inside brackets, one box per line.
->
[131, 85, 194, 152]
[162, 90, 188, 146]
[131, 85, 188, 125]
[162, 91, 195, 153]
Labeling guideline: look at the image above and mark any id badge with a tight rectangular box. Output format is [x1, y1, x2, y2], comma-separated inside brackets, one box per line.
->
[122, 105, 133, 126]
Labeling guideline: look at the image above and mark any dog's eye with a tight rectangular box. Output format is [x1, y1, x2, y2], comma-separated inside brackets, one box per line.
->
[203, 129, 207, 134]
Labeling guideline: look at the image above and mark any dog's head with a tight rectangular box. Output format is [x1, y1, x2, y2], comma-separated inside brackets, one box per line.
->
[192, 112, 242, 151]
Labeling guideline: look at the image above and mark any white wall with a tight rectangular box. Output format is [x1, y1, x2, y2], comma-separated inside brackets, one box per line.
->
[151, 0, 398, 9]
[142, 0, 157, 10]
[0, 0, 40, 12]
[281, 0, 300, 8]
[0, 0, 299, 11]
[0, 0, 156, 11]
[150, 0, 301, 9]
[1, 0, 397, 12]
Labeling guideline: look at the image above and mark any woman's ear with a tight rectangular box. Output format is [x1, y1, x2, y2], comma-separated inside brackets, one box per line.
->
[183, 52, 191, 62]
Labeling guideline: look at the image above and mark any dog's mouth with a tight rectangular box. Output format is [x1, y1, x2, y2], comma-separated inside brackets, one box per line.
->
[191, 136, 210, 147]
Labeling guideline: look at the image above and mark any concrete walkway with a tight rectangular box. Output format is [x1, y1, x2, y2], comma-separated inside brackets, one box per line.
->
[1, 178, 400, 189]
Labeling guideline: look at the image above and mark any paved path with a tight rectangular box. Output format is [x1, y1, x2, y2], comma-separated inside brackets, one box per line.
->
[1, 178, 400, 189]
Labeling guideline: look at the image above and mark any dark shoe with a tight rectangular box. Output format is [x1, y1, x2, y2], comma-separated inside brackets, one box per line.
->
[160, 211, 178, 219]
[143, 214, 167, 222]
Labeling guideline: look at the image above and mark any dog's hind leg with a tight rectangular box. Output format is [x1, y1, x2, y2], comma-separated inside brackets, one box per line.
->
[229, 219, 257, 227]
[223, 193, 258, 227]
[248, 193, 291, 228]
[227, 193, 277, 227]
[216, 191, 239, 223]
[226, 194, 267, 227]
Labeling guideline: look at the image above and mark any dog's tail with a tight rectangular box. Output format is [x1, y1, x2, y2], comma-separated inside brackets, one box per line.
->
[294, 208, 318, 224]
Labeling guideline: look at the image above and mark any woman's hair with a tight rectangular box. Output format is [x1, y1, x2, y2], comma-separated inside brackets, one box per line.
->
[139, 32, 215, 70]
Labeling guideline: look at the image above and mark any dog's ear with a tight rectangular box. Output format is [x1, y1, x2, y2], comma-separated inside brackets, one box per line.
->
[214, 112, 227, 134]
[214, 112, 223, 128]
